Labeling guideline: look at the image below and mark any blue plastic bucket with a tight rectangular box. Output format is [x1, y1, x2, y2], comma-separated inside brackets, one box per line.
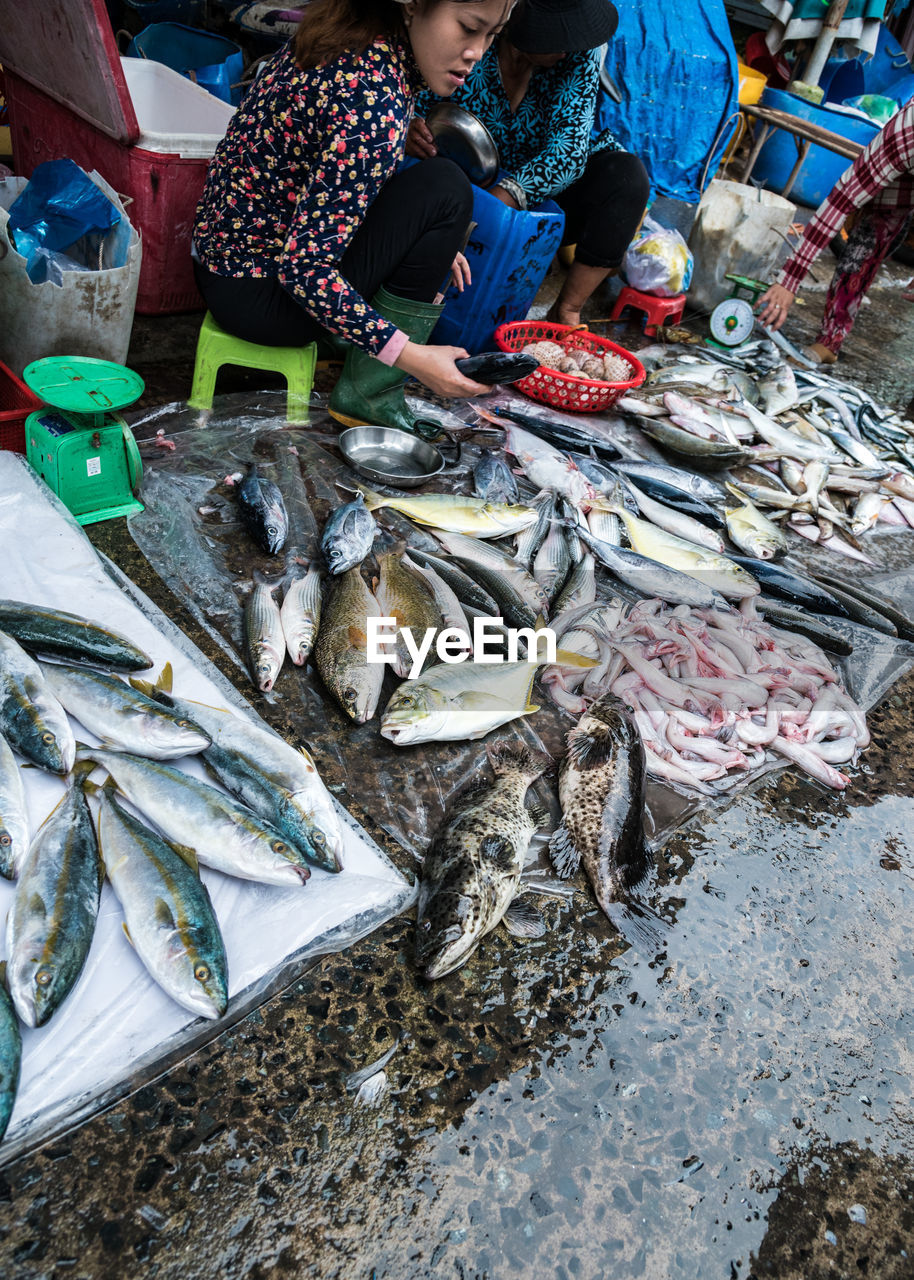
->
[860, 24, 911, 95]
[882, 72, 914, 107]
[127, 22, 244, 105]
[432, 184, 565, 354]
[819, 56, 865, 105]
[751, 87, 880, 208]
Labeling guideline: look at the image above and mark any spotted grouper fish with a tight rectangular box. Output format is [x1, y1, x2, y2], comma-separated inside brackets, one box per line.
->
[415, 743, 551, 980]
[550, 695, 655, 940]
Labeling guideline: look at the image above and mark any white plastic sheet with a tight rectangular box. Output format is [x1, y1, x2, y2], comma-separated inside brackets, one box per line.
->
[0, 452, 413, 1163]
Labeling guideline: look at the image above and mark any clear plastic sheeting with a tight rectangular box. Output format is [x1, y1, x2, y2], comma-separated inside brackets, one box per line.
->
[0, 452, 412, 1165]
[123, 389, 914, 861]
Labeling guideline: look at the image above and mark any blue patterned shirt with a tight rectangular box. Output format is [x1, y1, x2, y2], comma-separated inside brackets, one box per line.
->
[418, 44, 623, 208]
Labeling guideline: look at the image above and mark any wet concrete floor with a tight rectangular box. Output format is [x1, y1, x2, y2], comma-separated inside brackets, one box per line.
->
[2, 250, 914, 1278]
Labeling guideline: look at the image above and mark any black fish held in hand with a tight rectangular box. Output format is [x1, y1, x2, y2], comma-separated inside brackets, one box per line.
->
[455, 351, 539, 384]
[237, 465, 289, 555]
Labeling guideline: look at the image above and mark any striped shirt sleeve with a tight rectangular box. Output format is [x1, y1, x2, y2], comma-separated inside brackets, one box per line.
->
[777, 100, 914, 296]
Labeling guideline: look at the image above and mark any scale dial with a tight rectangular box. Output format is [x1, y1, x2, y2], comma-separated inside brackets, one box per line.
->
[709, 297, 756, 347]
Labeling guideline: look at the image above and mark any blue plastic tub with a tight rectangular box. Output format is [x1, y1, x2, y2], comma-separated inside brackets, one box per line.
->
[432, 183, 565, 354]
[751, 87, 880, 208]
[127, 22, 244, 105]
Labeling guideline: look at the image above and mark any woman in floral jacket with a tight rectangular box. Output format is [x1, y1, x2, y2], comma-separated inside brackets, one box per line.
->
[194, 0, 514, 433]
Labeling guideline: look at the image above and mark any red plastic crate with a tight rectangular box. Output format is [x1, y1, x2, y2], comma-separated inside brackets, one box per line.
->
[4, 69, 207, 315]
[0, 359, 43, 454]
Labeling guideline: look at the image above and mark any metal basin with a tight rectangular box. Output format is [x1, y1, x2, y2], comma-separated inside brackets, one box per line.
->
[424, 102, 499, 189]
[338, 426, 446, 488]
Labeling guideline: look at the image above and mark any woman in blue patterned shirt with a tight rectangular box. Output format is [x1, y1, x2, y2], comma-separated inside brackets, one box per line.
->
[194, 0, 515, 434]
[409, 0, 650, 327]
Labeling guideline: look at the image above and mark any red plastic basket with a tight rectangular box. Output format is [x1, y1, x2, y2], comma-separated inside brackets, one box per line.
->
[0, 360, 43, 454]
[494, 320, 645, 413]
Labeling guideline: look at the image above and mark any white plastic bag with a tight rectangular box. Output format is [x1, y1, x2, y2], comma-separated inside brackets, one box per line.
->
[622, 215, 694, 297]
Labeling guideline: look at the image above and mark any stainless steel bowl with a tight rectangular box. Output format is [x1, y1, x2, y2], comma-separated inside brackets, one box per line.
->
[338, 426, 446, 488]
[424, 102, 499, 189]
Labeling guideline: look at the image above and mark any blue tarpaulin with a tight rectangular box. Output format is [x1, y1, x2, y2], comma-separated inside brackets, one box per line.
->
[593, 0, 739, 205]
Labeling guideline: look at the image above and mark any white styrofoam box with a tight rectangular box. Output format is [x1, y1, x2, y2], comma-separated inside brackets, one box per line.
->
[120, 56, 235, 158]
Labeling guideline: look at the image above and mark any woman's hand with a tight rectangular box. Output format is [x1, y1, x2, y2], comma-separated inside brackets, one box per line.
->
[449, 252, 471, 293]
[405, 117, 437, 160]
[395, 341, 491, 399]
[756, 283, 797, 332]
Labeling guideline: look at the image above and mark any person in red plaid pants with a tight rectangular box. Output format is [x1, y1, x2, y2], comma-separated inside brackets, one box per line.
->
[757, 99, 914, 365]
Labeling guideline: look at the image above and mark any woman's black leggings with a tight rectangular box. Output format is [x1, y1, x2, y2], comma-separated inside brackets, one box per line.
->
[193, 157, 472, 346]
[555, 149, 651, 270]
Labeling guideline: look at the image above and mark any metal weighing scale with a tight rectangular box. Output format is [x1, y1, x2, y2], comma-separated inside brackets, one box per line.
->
[708, 273, 769, 348]
[22, 357, 145, 525]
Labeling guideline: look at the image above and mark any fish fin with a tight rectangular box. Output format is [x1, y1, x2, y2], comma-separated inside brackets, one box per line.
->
[122, 922, 135, 949]
[502, 899, 546, 938]
[153, 897, 177, 931]
[548, 822, 582, 879]
[603, 900, 666, 957]
[528, 802, 551, 830]
[599, 833, 654, 894]
[478, 834, 517, 873]
[523, 702, 541, 716]
[71, 759, 98, 787]
[0, 961, 6, 988]
[564, 725, 616, 769]
[486, 742, 551, 780]
[170, 843, 200, 875]
[552, 648, 597, 669]
[158, 662, 174, 694]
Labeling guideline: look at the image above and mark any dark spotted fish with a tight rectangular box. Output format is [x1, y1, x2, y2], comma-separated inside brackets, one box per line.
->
[415, 743, 551, 979]
[550, 695, 653, 926]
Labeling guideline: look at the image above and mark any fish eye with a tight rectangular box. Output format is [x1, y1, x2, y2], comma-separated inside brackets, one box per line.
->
[42, 731, 55, 744]
[36, 968, 53, 987]
[271, 839, 287, 854]
[422, 920, 432, 931]
[177, 719, 193, 729]
[0, 833, 10, 847]
[194, 964, 211, 983]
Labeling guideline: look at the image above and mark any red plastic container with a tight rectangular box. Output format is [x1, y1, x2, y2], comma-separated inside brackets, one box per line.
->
[0, 359, 44, 454]
[0, 0, 233, 315]
[494, 320, 646, 414]
[5, 70, 211, 314]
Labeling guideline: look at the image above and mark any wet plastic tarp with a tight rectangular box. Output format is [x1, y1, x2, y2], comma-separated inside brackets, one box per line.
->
[0, 451, 412, 1165]
[593, 0, 739, 204]
[123, 388, 914, 859]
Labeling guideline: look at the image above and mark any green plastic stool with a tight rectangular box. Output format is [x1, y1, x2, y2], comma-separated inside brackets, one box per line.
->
[188, 312, 317, 424]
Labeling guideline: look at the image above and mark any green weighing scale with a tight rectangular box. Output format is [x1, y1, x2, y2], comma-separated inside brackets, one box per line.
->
[22, 357, 145, 525]
[707, 273, 769, 348]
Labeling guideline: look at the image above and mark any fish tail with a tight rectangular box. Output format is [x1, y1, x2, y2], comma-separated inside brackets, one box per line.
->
[485, 741, 551, 782]
[604, 899, 666, 957]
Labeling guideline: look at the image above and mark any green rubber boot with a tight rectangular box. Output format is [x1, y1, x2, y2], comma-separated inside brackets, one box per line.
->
[328, 286, 443, 433]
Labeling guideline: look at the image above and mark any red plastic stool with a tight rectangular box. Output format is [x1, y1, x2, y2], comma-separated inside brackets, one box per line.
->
[610, 286, 686, 336]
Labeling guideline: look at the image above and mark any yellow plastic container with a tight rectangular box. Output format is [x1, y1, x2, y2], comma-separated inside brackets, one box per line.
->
[738, 60, 767, 107]
[722, 62, 769, 163]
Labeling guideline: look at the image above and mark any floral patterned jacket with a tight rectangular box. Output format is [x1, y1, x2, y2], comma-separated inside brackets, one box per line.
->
[194, 37, 422, 362]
